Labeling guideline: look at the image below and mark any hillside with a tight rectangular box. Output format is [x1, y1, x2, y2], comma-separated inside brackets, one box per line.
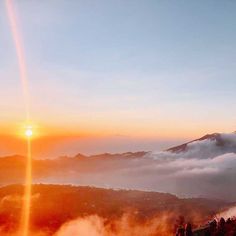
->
[0, 184, 230, 235]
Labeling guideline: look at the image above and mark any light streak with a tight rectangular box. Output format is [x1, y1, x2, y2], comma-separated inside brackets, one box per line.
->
[21, 135, 32, 236]
[5, 0, 30, 121]
[5, 1, 32, 236]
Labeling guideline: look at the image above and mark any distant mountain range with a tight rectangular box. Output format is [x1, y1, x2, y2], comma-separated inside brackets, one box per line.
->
[67, 151, 148, 160]
[1, 132, 235, 162]
[0, 132, 235, 200]
[0, 132, 234, 176]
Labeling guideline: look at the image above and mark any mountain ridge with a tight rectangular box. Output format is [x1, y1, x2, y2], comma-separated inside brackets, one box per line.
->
[166, 132, 236, 154]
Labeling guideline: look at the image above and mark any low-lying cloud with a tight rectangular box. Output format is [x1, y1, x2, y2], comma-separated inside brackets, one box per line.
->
[53, 214, 173, 236]
[0, 213, 181, 236]
[45, 133, 236, 200]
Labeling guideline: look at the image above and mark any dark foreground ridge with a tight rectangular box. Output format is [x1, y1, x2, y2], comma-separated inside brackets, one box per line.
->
[0, 184, 232, 235]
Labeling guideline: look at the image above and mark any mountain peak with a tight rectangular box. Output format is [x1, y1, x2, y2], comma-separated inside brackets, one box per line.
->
[166, 132, 235, 154]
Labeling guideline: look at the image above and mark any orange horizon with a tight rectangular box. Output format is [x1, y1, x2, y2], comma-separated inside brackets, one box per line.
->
[0, 125, 233, 159]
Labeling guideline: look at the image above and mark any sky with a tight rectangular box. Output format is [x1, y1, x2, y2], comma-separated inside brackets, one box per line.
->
[0, 0, 235, 157]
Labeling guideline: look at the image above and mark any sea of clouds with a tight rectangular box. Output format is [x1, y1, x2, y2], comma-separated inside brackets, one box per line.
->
[53, 133, 236, 201]
[46, 133, 236, 236]
[1, 133, 236, 236]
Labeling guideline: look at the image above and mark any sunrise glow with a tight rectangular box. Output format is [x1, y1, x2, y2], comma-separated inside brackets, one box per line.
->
[0, 1, 236, 235]
[5, 1, 32, 236]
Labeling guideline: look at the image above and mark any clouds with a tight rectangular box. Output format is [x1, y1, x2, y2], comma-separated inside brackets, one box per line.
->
[139, 133, 236, 199]
[47, 133, 236, 200]
[218, 205, 236, 219]
[53, 213, 173, 236]
[115, 152, 236, 199]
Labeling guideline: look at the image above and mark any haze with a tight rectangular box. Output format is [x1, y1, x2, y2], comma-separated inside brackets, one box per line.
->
[0, 0, 235, 157]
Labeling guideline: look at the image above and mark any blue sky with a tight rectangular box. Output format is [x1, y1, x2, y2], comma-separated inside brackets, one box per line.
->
[0, 0, 235, 155]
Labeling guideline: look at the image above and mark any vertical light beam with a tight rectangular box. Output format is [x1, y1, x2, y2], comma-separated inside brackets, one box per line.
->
[22, 135, 32, 236]
[5, 0, 30, 121]
[5, 1, 32, 236]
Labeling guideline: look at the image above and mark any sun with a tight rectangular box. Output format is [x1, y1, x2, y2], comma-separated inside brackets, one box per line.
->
[25, 127, 33, 137]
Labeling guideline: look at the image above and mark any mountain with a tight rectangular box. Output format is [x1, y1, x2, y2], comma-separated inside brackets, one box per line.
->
[166, 133, 221, 153]
[0, 152, 149, 186]
[166, 132, 236, 157]
[59, 151, 148, 161]
[0, 132, 236, 200]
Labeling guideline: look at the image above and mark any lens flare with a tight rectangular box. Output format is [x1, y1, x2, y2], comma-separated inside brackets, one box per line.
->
[21, 136, 32, 236]
[5, 0, 30, 121]
[5, 1, 32, 236]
